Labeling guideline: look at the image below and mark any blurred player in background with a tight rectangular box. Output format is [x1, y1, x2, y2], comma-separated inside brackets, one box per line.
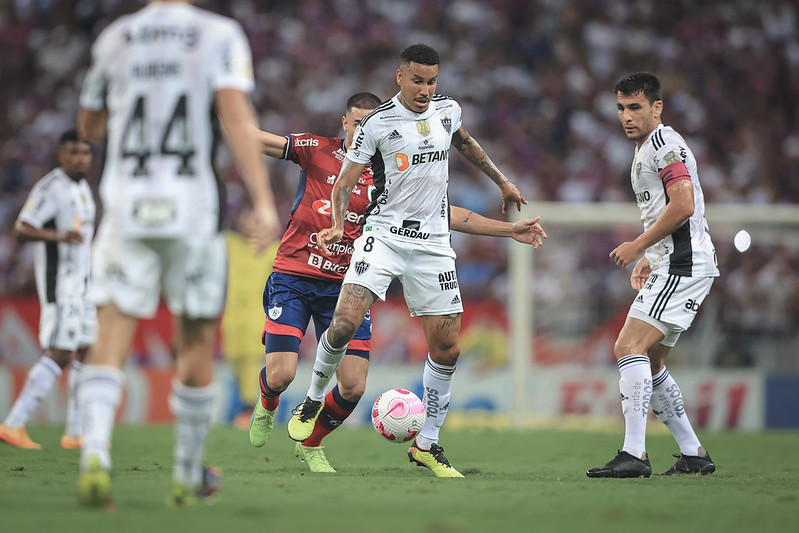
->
[248, 92, 546, 473]
[0, 130, 95, 451]
[587, 73, 718, 478]
[76, 0, 279, 508]
[287, 44, 534, 478]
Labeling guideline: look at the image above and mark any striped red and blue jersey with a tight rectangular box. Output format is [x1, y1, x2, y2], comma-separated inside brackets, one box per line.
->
[272, 133, 374, 282]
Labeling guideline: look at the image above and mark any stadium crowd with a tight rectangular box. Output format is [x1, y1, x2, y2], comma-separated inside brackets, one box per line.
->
[1, 0, 797, 367]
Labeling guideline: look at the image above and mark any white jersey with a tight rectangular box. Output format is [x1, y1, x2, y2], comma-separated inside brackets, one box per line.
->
[17, 168, 95, 304]
[630, 124, 719, 278]
[347, 93, 463, 245]
[79, 2, 255, 238]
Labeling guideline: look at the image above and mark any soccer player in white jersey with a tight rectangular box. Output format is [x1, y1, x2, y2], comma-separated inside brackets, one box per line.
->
[0, 130, 95, 451]
[286, 44, 529, 478]
[587, 73, 719, 478]
[76, 0, 279, 508]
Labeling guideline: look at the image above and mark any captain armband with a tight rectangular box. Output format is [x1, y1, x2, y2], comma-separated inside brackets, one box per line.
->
[659, 161, 691, 188]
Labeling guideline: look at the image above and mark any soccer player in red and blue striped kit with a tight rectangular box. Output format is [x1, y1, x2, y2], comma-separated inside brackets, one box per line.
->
[249, 92, 546, 473]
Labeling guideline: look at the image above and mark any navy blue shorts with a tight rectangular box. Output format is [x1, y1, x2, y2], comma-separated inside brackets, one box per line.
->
[261, 272, 371, 358]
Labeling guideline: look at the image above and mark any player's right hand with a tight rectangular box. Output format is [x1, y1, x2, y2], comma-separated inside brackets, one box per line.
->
[59, 230, 84, 244]
[317, 226, 344, 256]
[249, 204, 281, 253]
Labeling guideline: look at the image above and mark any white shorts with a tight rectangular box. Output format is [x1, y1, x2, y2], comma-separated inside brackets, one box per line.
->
[39, 301, 96, 351]
[628, 270, 715, 347]
[343, 229, 463, 317]
[91, 223, 227, 319]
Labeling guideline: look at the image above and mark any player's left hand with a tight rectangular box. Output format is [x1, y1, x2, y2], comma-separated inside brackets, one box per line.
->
[511, 216, 547, 248]
[499, 181, 528, 213]
[610, 241, 644, 268]
[630, 257, 651, 291]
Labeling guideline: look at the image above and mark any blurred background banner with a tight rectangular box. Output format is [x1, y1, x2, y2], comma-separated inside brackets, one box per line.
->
[0, 1, 797, 428]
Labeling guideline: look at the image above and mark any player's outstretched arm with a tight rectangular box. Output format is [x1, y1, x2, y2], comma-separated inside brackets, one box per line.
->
[451, 125, 528, 213]
[14, 220, 82, 244]
[259, 129, 289, 159]
[215, 88, 280, 249]
[449, 206, 546, 248]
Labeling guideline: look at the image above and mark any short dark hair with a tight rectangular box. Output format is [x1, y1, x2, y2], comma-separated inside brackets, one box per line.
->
[346, 92, 382, 112]
[614, 73, 663, 103]
[59, 129, 81, 146]
[400, 44, 439, 67]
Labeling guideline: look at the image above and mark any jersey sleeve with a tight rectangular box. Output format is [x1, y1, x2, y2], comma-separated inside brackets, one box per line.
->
[17, 182, 59, 229]
[346, 121, 377, 165]
[209, 21, 255, 93]
[79, 25, 116, 111]
[284, 133, 321, 167]
[654, 141, 692, 187]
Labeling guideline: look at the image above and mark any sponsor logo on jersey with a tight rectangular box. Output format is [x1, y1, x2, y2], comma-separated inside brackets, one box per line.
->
[125, 25, 198, 48]
[311, 199, 365, 224]
[441, 116, 451, 134]
[389, 226, 430, 239]
[395, 150, 448, 171]
[684, 299, 700, 312]
[293, 137, 319, 147]
[411, 150, 448, 165]
[307, 252, 348, 274]
[636, 190, 650, 203]
[416, 119, 431, 137]
[387, 129, 402, 141]
[326, 175, 336, 184]
[418, 139, 436, 151]
[438, 270, 458, 291]
[354, 258, 370, 275]
[634, 161, 642, 181]
[635, 294, 644, 303]
[268, 306, 282, 320]
[450, 294, 461, 305]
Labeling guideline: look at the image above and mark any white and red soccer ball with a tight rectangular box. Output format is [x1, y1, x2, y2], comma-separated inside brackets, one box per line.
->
[371, 389, 426, 443]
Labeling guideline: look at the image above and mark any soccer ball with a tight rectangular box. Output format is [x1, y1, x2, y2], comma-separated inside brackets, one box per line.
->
[371, 388, 426, 443]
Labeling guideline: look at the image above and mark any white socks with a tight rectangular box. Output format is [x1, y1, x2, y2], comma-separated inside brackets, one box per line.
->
[65, 360, 83, 438]
[169, 380, 215, 487]
[79, 365, 124, 471]
[617, 354, 652, 459]
[3, 356, 61, 428]
[416, 355, 456, 450]
[307, 329, 347, 402]
[651, 366, 703, 456]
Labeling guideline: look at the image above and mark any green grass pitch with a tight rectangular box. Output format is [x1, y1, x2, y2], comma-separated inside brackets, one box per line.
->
[1, 425, 797, 533]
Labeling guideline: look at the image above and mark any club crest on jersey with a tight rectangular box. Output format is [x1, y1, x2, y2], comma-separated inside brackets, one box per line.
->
[268, 306, 282, 320]
[354, 258, 370, 275]
[416, 119, 431, 137]
[440, 116, 451, 134]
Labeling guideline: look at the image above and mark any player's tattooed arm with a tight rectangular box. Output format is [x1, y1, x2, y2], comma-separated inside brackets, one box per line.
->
[330, 158, 364, 229]
[452, 126, 507, 185]
[453, 126, 527, 212]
